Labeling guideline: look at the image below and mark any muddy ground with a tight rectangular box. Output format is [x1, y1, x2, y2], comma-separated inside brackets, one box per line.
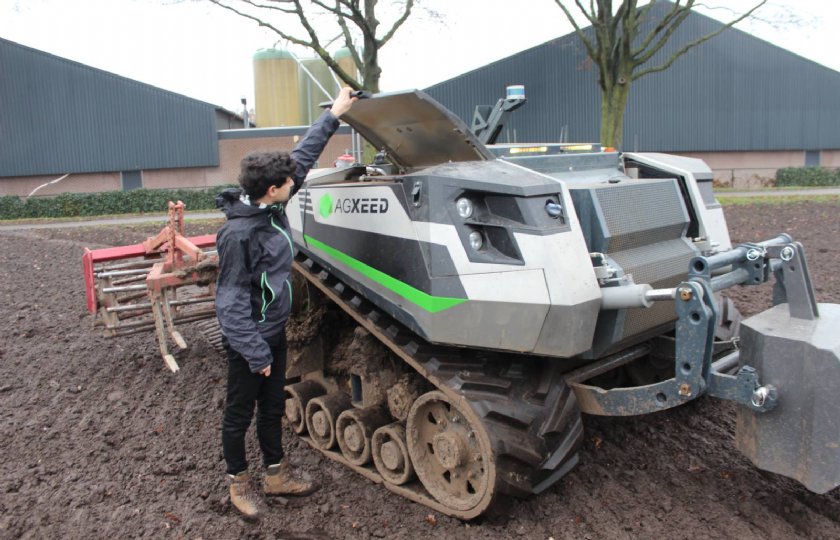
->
[1, 201, 839, 540]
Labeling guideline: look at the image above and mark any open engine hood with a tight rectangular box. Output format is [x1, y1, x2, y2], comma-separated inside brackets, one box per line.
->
[337, 90, 494, 170]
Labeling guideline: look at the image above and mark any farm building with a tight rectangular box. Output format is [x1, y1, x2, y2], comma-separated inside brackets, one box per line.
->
[424, 3, 840, 186]
[0, 37, 352, 198]
[3, 2, 840, 196]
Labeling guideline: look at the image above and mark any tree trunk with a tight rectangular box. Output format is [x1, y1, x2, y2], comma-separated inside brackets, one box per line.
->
[361, 32, 381, 93]
[361, 62, 381, 94]
[600, 81, 631, 149]
[360, 0, 381, 94]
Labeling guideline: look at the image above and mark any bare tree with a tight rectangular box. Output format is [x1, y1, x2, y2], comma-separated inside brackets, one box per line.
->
[207, 0, 415, 93]
[554, 0, 767, 148]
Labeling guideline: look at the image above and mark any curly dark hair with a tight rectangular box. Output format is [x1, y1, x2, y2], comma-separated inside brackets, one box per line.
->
[238, 151, 296, 199]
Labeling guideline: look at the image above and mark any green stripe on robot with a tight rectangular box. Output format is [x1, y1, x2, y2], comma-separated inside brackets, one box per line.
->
[304, 235, 466, 313]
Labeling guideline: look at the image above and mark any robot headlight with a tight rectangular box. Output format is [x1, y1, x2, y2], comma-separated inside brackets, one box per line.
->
[545, 199, 563, 219]
[468, 230, 484, 251]
[456, 197, 474, 219]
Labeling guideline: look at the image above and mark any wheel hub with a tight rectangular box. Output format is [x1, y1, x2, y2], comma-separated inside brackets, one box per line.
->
[432, 432, 466, 469]
[372, 423, 415, 487]
[380, 440, 404, 471]
[343, 422, 364, 452]
[312, 410, 329, 437]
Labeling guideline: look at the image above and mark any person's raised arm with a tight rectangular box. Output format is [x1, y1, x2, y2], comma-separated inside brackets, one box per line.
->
[290, 87, 358, 189]
[329, 87, 356, 119]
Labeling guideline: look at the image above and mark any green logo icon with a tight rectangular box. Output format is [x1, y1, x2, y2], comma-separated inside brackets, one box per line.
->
[319, 193, 333, 219]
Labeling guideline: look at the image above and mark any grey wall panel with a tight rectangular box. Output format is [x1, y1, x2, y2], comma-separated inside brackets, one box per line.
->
[426, 3, 840, 153]
[0, 38, 219, 177]
[427, 34, 602, 147]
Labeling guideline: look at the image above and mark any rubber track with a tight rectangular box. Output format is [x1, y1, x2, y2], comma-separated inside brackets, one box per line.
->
[197, 318, 225, 356]
[292, 252, 584, 519]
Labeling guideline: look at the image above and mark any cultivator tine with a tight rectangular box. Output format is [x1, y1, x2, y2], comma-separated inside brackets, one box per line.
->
[171, 331, 188, 349]
[151, 297, 180, 372]
[163, 355, 180, 372]
[162, 291, 187, 349]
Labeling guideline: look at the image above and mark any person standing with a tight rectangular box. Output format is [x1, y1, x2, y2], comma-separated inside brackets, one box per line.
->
[214, 87, 357, 520]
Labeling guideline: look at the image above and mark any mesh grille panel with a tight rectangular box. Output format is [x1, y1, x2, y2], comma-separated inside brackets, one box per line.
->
[611, 238, 696, 338]
[595, 180, 687, 252]
[570, 179, 699, 348]
[610, 239, 695, 285]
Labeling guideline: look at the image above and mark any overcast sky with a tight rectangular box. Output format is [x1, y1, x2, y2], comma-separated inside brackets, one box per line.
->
[1, 0, 836, 114]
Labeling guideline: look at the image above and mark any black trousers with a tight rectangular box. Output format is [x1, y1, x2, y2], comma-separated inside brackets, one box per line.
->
[221, 333, 287, 476]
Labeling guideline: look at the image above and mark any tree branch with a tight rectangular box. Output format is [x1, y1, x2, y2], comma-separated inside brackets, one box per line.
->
[338, 0, 377, 44]
[208, 0, 413, 92]
[243, 0, 298, 15]
[208, 0, 312, 48]
[632, 5, 693, 66]
[332, 0, 364, 69]
[631, 0, 692, 58]
[308, 0, 346, 16]
[288, 0, 361, 87]
[378, 0, 414, 47]
[576, 0, 598, 25]
[609, 0, 628, 37]
[553, 0, 598, 62]
[633, 0, 767, 79]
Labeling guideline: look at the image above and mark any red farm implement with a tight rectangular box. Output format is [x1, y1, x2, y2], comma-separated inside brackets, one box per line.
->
[82, 202, 219, 371]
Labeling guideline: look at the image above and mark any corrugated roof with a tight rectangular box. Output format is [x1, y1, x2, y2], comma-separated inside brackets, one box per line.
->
[0, 37, 220, 177]
[425, 3, 840, 152]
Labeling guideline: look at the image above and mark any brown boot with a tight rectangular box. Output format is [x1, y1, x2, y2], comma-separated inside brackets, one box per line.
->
[229, 471, 260, 520]
[263, 460, 319, 497]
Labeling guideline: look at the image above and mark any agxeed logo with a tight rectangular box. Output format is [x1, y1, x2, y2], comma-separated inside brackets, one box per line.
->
[318, 193, 389, 219]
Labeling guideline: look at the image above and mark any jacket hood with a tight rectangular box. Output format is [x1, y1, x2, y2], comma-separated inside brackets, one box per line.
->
[216, 187, 269, 220]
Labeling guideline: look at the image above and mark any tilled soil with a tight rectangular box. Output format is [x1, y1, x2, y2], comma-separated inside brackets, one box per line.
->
[1, 201, 839, 539]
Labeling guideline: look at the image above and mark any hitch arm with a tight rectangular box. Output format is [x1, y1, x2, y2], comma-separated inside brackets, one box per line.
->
[569, 233, 811, 417]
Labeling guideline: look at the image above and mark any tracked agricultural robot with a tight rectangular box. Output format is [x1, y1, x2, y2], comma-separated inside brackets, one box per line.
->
[84, 90, 840, 519]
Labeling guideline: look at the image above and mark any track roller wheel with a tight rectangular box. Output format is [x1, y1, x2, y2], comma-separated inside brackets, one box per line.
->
[285, 380, 326, 434]
[336, 407, 390, 466]
[406, 391, 496, 513]
[371, 423, 415, 485]
[305, 393, 352, 450]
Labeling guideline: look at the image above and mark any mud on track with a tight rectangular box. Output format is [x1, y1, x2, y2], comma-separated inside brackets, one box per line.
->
[1, 201, 839, 539]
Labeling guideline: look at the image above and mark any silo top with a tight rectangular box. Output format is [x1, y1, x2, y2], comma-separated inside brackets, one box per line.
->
[333, 47, 353, 59]
[253, 48, 294, 61]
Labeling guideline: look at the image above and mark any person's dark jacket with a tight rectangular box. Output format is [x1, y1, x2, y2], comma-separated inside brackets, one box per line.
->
[214, 110, 340, 373]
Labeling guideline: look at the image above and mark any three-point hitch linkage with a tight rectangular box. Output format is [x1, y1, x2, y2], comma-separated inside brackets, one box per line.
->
[566, 234, 840, 493]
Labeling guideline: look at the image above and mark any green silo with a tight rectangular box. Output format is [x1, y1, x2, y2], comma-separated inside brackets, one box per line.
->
[253, 48, 301, 127]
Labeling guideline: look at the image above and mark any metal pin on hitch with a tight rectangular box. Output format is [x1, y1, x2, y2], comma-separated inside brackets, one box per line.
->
[751, 385, 777, 408]
[780, 246, 795, 261]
